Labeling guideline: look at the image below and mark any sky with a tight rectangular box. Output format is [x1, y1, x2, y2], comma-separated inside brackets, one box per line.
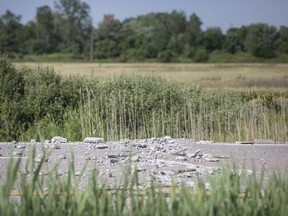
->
[0, 0, 287, 32]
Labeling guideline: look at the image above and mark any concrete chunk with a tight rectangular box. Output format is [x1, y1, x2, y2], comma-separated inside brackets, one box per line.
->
[83, 137, 104, 144]
[51, 136, 67, 143]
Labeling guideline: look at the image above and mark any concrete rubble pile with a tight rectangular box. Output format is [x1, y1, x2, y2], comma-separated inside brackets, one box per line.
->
[1, 135, 287, 190]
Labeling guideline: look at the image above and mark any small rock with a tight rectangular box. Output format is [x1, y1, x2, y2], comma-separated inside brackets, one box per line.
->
[110, 159, 119, 164]
[51, 136, 67, 143]
[205, 183, 211, 191]
[203, 154, 219, 162]
[52, 144, 61, 149]
[60, 155, 66, 159]
[163, 136, 172, 140]
[235, 141, 255, 144]
[176, 156, 188, 161]
[133, 143, 147, 148]
[13, 152, 23, 156]
[208, 170, 214, 175]
[96, 144, 108, 149]
[83, 137, 104, 144]
[121, 139, 130, 144]
[107, 154, 118, 158]
[34, 157, 49, 163]
[34, 158, 42, 163]
[131, 155, 140, 162]
[187, 149, 201, 158]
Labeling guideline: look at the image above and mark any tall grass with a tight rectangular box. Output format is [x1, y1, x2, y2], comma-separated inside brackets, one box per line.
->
[0, 150, 288, 215]
[31, 75, 287, 142]
[1, 59, 287, 142]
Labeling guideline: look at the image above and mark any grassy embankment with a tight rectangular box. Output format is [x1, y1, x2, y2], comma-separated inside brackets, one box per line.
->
[0, 59, 287, 142]
[0, 150, 287, 215]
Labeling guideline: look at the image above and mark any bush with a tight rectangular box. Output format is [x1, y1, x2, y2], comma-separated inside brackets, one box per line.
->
[194, 48, 208, 62]
[157, 50, 175, 62]
[0, 59, 287, 142]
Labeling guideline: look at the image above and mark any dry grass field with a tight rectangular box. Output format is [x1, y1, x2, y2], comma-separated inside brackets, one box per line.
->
[13, 62, 288, 91]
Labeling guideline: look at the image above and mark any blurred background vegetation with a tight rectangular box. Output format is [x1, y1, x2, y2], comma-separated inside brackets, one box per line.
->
[0, 0, 288, 63]
[1, 59, 287, 142]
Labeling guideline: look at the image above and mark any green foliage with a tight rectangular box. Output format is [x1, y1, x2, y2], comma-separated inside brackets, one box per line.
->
[0, 59, 287, 142]
[225, 28, 245, 53]
[194, 48, 208, 62]
[186, 13, 202, 47]
[157, 50, 176, 62]
[1, 1, 288, 62]
[245, 23, 278, 58]
[203, 27, 224, 52]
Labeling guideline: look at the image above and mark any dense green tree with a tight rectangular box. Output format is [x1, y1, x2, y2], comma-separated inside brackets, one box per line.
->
[244, 23, 278, 58]
[278, 26, 288, 54]
[95, 39, 119, 59]
[1, 3, 288, 61]
[54, 0, 92, 55]
[203, 27, 223, 52]
[225, 28, 245, 53]
[186, 13, 202, 47]
[0, 10, 23, 55]
[31, 6, 58, 54]
[167, 34, 186, 55]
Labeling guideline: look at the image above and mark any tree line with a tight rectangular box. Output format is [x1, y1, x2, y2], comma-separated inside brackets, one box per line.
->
[1, 0, 288, 62]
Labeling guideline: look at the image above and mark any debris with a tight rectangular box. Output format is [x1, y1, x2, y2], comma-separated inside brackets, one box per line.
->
[34, 157, 49, 163]
[203, 154, 219, 162]
[235, 141, 255, 144]
[60, 155, 66, 159]
[133, 143, 147, 148]
[197, 140, 214, 144]
[172, 148, 187, 156]
[96, 144, 108, 149]
[110, 158, 119, 164]
[83, 137, 104, 144]
[131, 155, 140, 162]
[51, 136, 67, 143]
[107, 154, 118, 158]
[176, 156, 188, 161]
[13, 152, 23, 156]
[187, 149, 201, 158]
[205, 183, 211, 191]
[163, 136, 172, 140]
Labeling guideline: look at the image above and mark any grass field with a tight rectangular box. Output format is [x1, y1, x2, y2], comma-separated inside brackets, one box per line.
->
[13, 62, 288, 91]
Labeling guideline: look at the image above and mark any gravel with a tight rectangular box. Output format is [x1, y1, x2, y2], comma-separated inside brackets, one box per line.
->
[0, 137, 287, 189]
